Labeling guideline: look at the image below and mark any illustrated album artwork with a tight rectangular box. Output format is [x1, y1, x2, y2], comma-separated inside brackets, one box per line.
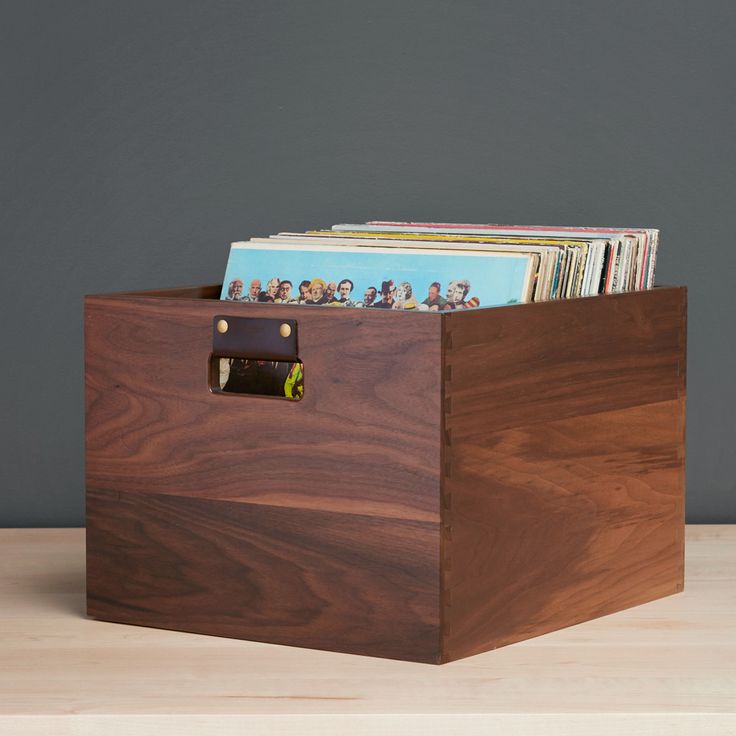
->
[222, 241, 536, 311]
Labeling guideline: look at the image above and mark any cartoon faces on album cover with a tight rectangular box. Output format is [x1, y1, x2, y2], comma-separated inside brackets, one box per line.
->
[225, 275, 481, 311]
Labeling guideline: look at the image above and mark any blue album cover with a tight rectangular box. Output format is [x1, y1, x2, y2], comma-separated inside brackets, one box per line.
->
[221, 242, 533, 311]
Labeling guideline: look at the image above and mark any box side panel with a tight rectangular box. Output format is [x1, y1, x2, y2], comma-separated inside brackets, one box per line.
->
[85, 296, 442, 523]
[87, 488, 440, 663]
[442, 288, 686, 662]
[444, 288, 685, 435]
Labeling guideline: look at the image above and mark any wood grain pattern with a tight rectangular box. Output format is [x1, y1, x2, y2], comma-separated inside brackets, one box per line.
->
[85, 295, 442, 522]
[87, 488, 440, 663]
[441, 286, 686, 661]
[444, 287, 686, 435]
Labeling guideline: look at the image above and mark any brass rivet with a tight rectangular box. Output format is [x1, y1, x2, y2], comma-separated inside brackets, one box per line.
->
[279, 323, 292, 338]
[216, 319, 229, 334]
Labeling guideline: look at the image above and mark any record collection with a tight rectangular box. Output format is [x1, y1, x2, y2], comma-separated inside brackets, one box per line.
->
[222, 221, 658, 311]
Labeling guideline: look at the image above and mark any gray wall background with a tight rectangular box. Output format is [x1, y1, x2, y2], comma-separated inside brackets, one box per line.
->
[2, 1, 734, 525]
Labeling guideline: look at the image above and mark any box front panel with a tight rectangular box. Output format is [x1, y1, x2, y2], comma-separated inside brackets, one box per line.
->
[85, 296, 442, 523]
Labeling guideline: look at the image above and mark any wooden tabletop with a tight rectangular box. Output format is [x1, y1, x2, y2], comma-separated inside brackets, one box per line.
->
[1, 526, 734, 735]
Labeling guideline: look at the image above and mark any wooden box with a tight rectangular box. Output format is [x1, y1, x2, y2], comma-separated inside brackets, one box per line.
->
[85, 284, 686, 664]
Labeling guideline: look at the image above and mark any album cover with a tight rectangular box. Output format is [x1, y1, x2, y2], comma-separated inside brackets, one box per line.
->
[221, 241, 535, 310]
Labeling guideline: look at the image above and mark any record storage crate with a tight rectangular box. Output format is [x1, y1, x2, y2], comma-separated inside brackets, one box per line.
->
[84, 283, 686, 663]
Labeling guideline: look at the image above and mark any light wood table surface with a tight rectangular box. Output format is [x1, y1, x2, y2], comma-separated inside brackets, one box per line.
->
[1, 525, 734, 735]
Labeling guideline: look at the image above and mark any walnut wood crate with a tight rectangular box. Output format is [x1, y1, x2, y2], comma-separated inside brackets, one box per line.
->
[85, 284, 686, 663]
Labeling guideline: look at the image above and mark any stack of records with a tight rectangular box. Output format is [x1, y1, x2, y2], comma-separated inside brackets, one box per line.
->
[221, 221, 659, 311]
